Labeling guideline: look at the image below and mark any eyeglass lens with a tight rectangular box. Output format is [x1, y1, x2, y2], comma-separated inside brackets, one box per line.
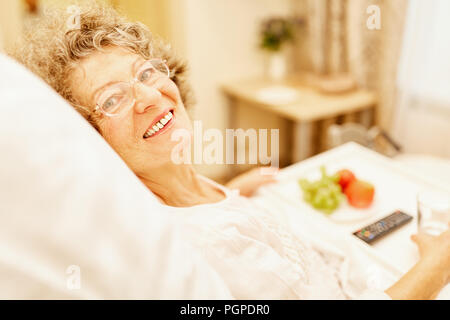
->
[97, 59, 169, 115]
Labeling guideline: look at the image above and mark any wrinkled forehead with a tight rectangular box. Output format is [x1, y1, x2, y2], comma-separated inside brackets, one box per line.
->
[70, 46, 143, 106]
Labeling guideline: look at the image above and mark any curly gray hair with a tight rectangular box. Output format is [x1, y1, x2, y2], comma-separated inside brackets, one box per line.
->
[10, 1, 194, 131]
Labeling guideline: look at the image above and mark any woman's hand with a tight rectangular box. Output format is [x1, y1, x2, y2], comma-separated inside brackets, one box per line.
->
[411, 224, 450, 283]
[225, 167, 278, 197]
[385, 224, 450, 300]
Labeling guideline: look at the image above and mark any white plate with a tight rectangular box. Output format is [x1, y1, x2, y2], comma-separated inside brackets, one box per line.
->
[270, 172, 378, 224]
[256, 86, 301, 105]
[327, 195, 379, 223]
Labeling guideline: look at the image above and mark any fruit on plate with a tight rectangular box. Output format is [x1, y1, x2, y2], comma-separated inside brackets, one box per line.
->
[337, 169, 356, 191]
[299, 167, 376, 213]
[344, 180, 375, 208]
[298, 166, 344, 214]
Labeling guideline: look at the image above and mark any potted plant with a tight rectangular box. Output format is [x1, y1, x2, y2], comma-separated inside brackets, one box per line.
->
[259, 16, 298, 81]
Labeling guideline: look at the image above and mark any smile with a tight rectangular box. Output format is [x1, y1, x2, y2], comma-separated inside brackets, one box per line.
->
[143, 109, 174, 139]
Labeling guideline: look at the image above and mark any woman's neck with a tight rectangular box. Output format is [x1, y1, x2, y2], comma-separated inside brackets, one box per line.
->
[138, 164, 226, 207]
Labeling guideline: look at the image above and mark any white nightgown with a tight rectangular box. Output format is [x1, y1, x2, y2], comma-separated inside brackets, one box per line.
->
[166, 176, 391, 300]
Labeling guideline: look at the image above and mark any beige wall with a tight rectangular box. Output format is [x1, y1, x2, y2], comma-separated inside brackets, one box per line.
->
[0, 0, 23, 52]
[166, 0, 293, 178]
[113, 0, 169, 40]
[37, 0, 168, 40]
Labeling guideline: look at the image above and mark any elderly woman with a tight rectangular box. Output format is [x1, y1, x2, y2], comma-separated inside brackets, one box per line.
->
[12, 3, 450, 299]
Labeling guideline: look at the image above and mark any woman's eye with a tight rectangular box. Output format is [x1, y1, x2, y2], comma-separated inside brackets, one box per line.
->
[102, 96, 119, 111]
[139, 68, 155, 82]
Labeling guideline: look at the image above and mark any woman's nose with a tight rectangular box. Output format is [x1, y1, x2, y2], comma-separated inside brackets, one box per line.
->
[133, 84, 163, 113]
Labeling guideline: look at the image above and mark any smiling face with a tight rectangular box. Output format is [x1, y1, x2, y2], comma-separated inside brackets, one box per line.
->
[70, 46, 193, 176]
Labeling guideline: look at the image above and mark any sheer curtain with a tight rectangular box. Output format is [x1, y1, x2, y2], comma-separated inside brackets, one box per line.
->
[293, 0, 408, 151]
[393, 0, 450, 158]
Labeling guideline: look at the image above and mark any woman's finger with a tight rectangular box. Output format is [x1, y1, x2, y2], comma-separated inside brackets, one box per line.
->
[415, 232, 438, 245]
[255, 175, 277, 186]
[259, 167, 279, 176]
[262, 177, 277, 184]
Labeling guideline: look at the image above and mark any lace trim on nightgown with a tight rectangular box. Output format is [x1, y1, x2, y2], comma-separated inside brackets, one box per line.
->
[255, 208, 349, 299]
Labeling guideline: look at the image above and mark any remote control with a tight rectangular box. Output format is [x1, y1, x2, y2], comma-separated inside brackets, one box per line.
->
[353, 210, 413, 244]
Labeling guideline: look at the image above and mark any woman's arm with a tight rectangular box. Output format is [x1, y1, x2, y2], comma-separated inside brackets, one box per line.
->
[386, 255, 448, 299]
[225, 167, 278, 197]
[385, 227, 450, 300]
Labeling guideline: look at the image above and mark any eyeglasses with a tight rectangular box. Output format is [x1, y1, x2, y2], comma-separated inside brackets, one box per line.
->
[93, 59, 170, 117]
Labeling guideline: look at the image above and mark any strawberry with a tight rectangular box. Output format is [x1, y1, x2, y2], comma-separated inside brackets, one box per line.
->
[344, 180, 375, 208]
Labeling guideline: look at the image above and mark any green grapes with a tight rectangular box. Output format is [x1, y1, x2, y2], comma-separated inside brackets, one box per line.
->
[298, 166, 344, 214]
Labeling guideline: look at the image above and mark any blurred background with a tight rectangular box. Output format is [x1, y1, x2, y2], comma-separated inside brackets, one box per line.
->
[1, 0, 449, 183]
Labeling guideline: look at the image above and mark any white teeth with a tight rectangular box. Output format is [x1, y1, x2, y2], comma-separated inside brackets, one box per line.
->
[144, 111, 174, 138]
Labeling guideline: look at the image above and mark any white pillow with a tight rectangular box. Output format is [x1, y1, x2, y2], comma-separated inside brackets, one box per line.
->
[0, 54, 231, 299]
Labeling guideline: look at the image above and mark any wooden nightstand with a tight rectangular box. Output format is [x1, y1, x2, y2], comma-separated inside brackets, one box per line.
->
[221, 76, 377, 163]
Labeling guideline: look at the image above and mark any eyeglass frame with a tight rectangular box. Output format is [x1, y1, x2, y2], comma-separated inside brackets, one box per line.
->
[91, 58, 171, 118]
